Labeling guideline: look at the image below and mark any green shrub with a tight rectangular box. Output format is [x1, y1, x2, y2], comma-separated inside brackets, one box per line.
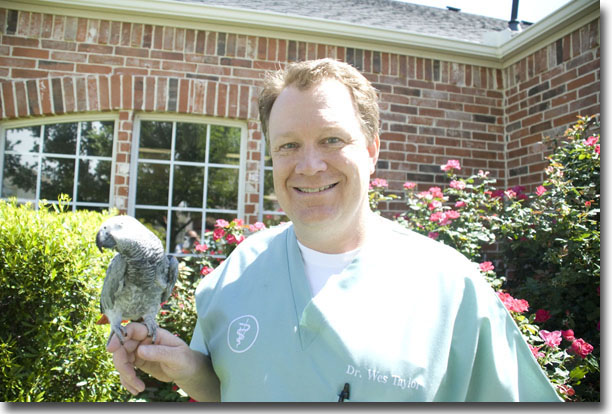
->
[0, 196, 129, 402]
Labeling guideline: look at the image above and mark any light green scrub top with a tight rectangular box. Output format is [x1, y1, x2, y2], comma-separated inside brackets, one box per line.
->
[190, 216, 562, 402]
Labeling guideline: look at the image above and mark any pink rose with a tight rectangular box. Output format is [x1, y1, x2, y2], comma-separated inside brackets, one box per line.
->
[428, 232, 439, 240]
[446, 210, 460, 220]
[497, 292, 529, 313]
[428, 200, 442, 210]
[194, 243, 208, 253]
[562, 329, 575, 342]
[428, 187, 444, 199]
[231, 218, 244, 227]
[200, 266, 213, 276]
[441, 160, 461, 172]
[585, 135, 599, 146]
[225, 233, 238, 244]
[213, 227, 225, 241]
[370, 178, 388, 188]
[534, 309, 551, 323]
[570, 338, 594, 358]
[539, 330, 562, 348]
[450, 180, 466, 190]
[215, 219, 229, 228]
[529, 344, 544, 359]
[403, 181, 417, 190]
[455, 201, 466, 208]
[536, 185, 547, 196]
[595, 144, 600, 154]
[479, 261, 494, 272]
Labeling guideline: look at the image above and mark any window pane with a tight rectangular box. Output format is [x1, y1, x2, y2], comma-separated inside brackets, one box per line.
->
[43, 122, 78, 155]
[136, 162, 169, 205]
[175, 122, 207, 162]
[1, 153, 38, 198]
[209, 125, 241, 165]
[139, 121, 172, 160]
[171, 210, 203, 254]
[134, 210, 168, 250]
[78, 159, 111, 202]
[81, 121, 114, 157]
[40, 157, 75, 200]
[207, 167, 238, 209]
[172, 165, 204, 207]
[5, 126, 40, 153]
[263, 169, 281, 212]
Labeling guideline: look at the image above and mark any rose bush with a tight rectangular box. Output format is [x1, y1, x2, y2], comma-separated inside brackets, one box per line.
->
[369, 115, 600, 401]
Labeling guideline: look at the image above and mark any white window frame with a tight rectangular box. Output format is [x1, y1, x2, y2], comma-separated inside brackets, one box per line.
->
[0, 114, 119, 211]
[128, 114, 247, 254]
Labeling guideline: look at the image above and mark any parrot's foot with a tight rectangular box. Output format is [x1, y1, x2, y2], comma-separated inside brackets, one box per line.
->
[143, 316, 159, 344]
[108, 323, 128, 346]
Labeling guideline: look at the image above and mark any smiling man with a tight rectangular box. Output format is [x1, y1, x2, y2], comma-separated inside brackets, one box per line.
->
[107, 59, 562, 402]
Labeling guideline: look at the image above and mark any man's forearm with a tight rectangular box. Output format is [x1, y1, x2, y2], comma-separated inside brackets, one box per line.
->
[174, 349, 221, 402]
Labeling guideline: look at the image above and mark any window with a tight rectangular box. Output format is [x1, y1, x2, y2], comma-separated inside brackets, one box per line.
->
[259, 139, 285, 226]
[0, 118, 115, 211]
[131, 118, 245, 255]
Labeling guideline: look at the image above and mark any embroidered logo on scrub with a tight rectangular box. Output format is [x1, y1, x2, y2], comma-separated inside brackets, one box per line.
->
[227, 314, 259, 353]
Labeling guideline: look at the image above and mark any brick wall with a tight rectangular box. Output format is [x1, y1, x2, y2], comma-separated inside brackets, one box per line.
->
[0, 8, 600, 222]
[503, 19, 600, 189]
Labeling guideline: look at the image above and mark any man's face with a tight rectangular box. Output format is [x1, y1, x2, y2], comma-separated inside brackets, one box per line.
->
[268, 79, 379, 241]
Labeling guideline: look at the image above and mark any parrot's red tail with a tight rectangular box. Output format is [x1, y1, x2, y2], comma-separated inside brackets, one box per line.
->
[96, 314, 110, 325]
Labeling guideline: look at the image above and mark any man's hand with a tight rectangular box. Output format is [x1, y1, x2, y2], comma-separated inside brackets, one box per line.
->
[106, 322, 207, 397]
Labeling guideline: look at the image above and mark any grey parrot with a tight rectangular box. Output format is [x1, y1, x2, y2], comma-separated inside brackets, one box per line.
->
[96, 215, 178, 346]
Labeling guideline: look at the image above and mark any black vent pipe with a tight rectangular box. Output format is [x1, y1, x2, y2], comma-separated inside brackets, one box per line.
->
[509, 0, 520, 31]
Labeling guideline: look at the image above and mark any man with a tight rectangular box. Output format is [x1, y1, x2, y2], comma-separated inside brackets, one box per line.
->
[108, 59, 562, 402]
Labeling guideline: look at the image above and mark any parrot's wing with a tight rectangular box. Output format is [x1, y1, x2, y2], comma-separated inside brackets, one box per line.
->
[160, 255, 179, 304]
[100, 253, 127, 314]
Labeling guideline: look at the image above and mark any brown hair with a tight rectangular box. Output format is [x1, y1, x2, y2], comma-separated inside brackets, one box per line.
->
[258, 58, 379, 144]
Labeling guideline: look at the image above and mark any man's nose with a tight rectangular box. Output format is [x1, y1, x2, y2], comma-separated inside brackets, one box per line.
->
[295, 146, 327, 175]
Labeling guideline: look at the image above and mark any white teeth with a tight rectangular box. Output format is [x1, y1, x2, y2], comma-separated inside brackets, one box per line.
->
[297, 184, 335, 193]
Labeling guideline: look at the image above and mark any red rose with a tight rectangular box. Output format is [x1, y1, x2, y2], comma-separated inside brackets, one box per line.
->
[571, 338, 594, 359]
[534, 309, 551, 323]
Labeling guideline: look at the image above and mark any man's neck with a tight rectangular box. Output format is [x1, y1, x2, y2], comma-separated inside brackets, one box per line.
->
[293, 211, 375, 254]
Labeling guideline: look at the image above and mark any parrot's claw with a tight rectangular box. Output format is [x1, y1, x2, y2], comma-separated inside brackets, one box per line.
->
[108, 323, 128, 346]
[143, 316, 158, 344]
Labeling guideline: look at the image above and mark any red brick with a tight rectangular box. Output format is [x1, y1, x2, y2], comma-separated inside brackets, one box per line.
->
[11, 68, 48, 78]
[145, 76, 155, 111]
[1, 82, 16, 118]
[98, 20, 110, 44]
[122, 75, 132, 108]
[39, 78, 52, 114]
[0, 57, 36, 68]
[99, 75, 110, 110]
[77, 63, 112, 74]
[107, 21, 120, 45]
[89, 54, 124, 65]
[228, 83, 238, 118]
[76, 77, 87, 111]
[206, 81, 216, 115]
[567, 73, 595, 91]
[63, 77, 75, 112]
[41, 14, 53, 38]
[178, 78, 189, 113]
[14, 82, 27, 117]
[131, 23, 143, 48]
[51, 51, 87, 63]
[87, 76, 99, 111]
[76, 18, 87, 42]
[134, 76, 143, 110]
[113, 67, 148, 76]
[216, 82, 227, 116]
[13, 47, 48, 59]
[115, 46, 149, 58]
[192, 79, 205, 113]
[156, 77, 167, 111]
[110, 74, 121, 109]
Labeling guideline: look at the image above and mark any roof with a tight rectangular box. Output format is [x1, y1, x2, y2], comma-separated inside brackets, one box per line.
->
[175, 0, 530, 44]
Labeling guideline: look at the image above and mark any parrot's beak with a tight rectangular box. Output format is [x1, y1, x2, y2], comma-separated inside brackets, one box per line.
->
[96, 230, 105, 253]
[96, 228, 115, 252]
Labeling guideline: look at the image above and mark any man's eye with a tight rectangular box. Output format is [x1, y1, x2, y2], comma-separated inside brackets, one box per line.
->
[279, 142, 298, 150]
[324, 137, 342, 144]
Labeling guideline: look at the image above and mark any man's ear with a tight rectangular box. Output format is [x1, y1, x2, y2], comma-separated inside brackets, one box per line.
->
[368, 134, 380, 175]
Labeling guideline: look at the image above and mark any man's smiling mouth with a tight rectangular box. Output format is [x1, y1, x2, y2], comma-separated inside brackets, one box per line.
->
[295, 183, 338, 193]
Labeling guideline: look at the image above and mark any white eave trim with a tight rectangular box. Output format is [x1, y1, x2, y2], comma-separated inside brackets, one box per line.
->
[7, 0, 600, 69]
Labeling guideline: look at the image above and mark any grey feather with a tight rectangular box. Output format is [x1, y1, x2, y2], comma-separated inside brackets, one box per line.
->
[96, 215, 178, 345]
